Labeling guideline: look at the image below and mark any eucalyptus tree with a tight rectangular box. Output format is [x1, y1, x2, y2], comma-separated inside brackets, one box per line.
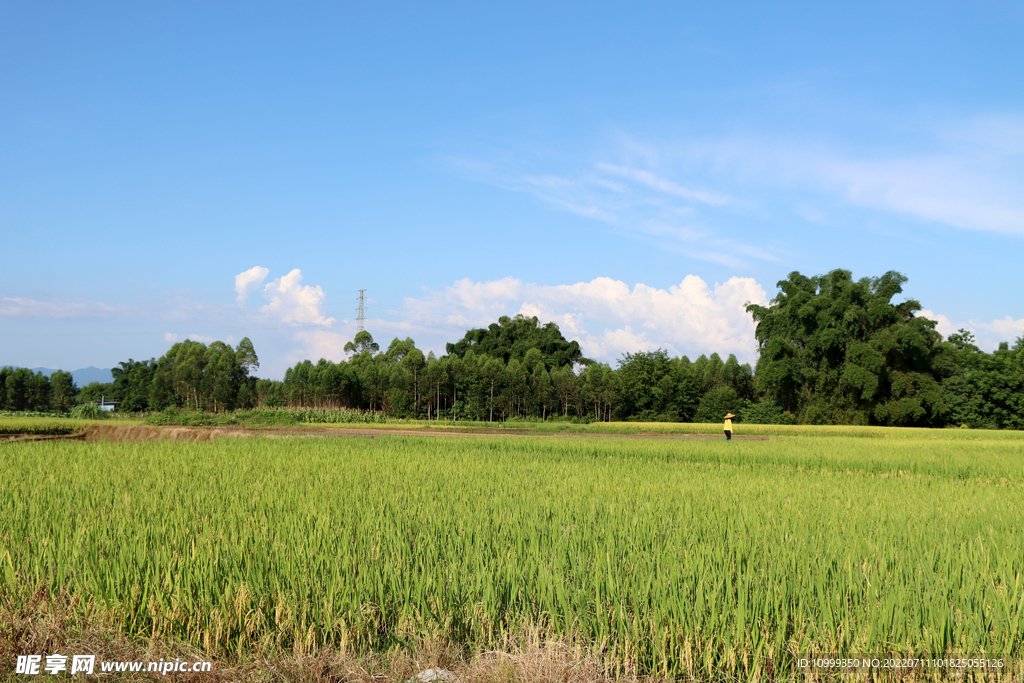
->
[50, 370, 77, 413]
[344, 331, 379, 356]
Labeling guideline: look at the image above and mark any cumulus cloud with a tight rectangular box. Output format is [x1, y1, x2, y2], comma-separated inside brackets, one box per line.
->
[917, 309, 1024, 350]
[407, 275, 770, 364]
[235, 266, 270, 305]
[162, 332, 224, 344]
[290, 330, 350, 364]
[287, 317, 442, 367]
[916, 309, 960, 339]
[260, 269, 336, 327]
[975, 316, 1024, 345]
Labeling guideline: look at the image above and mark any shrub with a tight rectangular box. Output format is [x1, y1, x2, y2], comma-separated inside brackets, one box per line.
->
[229, 409, 299, 427]
[741, 401, 797, 425]
[693, 387, 742, 424]
[145, 408, 213, 426]
[69, 403, 108, 420]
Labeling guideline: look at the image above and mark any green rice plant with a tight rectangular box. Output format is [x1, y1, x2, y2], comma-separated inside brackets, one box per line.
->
[1, 428, 1022, 678]
[290, 408, 389, 424]
[0, 410, 68, 418]
[144, 408, 214, 425]
[0, 417, 85, 436]
[225, 408, 299, 426]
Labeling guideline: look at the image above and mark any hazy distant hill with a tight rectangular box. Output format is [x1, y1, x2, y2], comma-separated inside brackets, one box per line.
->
[1, 366, 114, 387]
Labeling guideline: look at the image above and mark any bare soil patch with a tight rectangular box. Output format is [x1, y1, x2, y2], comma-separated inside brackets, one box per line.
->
[3, 424, 769, 443]
[280, 426, 769, 441]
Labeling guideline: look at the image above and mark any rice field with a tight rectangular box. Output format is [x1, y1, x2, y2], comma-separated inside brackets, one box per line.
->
[2, 427, 1022, 680]
[0, 417, 91, 436]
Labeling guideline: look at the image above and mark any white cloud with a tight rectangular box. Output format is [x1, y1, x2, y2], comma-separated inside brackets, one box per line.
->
[820, 155, 1023, 235]
[161, 332, 224, 345]
[597, 163, 735, 205]
[917, 310, 1024, 350]
[975, 316, 1024, 345]
[0, 296, 132, 318]
[235, 266, 270, 305]
[291, 330, 351, 364]
[450, 157, 778, 268]
[442, 276, 523, 321]
[260, 269, 336, 327]
[407, 275, 770, 365]
[455, 114, 1024, 256]
[686, 116, 1024, 235]
[581, 326, 659, 361]
[916, 310, 960, 340]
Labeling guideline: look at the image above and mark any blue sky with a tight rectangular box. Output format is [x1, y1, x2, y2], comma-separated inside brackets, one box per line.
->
[3, 1, 1023, 379]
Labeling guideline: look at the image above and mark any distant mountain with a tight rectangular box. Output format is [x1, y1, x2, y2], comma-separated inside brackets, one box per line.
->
[3, 366, 114, 387]
[72, 367, 114, 386]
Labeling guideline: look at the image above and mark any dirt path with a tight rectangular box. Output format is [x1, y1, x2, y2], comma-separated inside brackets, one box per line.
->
[4, 424, 769, 442]
[278, 426, 769, 441]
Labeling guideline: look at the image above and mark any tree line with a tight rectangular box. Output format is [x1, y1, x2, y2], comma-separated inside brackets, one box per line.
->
[4, 269, 1022, 428]
[747, 270, 1023, 428]
[1, 338, 261, 415]
[0, 367, 77, 413]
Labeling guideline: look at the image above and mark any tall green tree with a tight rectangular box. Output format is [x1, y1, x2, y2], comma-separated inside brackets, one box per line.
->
[111, 359, 156, 412]
[4, 368, 34, 411]
[446, 314, 586, 369]
[344, 331, 380, 356]
[50, 370, 77, 413]
[940, 331, 1024, 429]
[746, 270, 946, 426]
[616, 350, 673, 419]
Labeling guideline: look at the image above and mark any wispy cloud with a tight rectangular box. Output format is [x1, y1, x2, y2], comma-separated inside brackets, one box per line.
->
[450, 156, 779, 268]
[684, 115, 1024, 235]
[597, 163, 735, 205]
[451, 113, 1024, 261]
[0, 296, 134, 318]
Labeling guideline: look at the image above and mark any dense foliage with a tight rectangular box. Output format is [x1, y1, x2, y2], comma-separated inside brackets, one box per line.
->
[0, 367, 74, 413]
[2, 338, 261, 415]
[747, 270, 946, 426]
[939, 332, 1024, 429]
[4, 273, 1022, 427]
[446, 314, 586, 368]
[271, 341, 756, 423]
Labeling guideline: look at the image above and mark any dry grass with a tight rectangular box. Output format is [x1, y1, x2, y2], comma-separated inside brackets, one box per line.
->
[0, 586, 657, 683]
[5, 590, 1015, 682]
[79, 424, 256, 442]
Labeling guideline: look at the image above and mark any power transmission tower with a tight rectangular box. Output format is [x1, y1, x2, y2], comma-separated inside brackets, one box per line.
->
[356, 289, 367, 332]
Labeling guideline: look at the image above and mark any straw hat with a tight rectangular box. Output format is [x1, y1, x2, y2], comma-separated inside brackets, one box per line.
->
[724, 413, 736, 419]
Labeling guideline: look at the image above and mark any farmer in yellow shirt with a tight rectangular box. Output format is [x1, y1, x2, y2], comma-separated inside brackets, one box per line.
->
[723, 413, 735, 441]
